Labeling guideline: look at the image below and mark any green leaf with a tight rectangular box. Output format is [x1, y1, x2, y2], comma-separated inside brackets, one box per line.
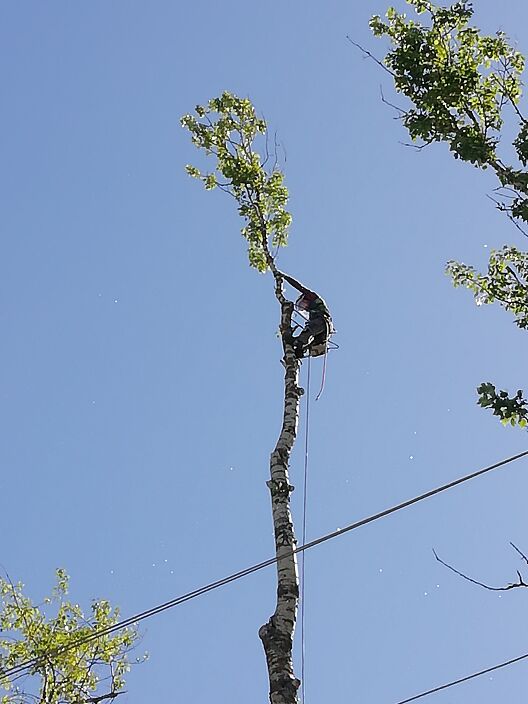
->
[185, 164, 201, 179]
[204, 173, 217, 190]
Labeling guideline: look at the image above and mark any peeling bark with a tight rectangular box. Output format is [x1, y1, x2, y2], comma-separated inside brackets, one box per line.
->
[258, 269, 302, 704]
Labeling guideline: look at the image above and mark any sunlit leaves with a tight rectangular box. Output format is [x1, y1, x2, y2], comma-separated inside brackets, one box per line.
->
[185, 165, 201, 179]
[477, 382, 528, 427]
[370, 0, 525, 170]
[446, 245, 528, 429]
[514, 122, 528, 166]
[0, 570, 143, 704]
[181, 91, 291, 272]
[447, 246, 528, 328]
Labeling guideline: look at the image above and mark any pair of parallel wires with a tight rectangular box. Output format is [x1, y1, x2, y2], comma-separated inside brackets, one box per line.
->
[2, 444, 528, 703]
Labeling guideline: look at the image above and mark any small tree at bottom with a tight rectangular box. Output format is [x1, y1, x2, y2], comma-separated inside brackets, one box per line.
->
[0, 569, 142, 704]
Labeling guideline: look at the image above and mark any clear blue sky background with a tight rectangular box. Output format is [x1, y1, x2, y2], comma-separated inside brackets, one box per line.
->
[2, 1, 528, 702]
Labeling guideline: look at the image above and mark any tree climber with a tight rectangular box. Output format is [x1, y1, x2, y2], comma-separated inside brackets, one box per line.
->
[278, 271, 333, 358]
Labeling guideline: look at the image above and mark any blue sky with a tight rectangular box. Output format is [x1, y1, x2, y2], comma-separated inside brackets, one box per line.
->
[2, 1, 528, 702]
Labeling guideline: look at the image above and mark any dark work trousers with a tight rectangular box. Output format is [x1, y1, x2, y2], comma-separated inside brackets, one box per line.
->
[293, 315, 328, 353]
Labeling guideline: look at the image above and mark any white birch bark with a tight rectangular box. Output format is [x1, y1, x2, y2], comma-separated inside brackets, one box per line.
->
[258, 270, 302, 704]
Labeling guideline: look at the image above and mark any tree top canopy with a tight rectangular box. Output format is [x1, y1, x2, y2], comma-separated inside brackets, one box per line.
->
[181, 91, 292, 273]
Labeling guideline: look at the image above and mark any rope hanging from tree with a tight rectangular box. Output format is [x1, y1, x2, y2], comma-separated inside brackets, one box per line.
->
[300, 355, 311, 704]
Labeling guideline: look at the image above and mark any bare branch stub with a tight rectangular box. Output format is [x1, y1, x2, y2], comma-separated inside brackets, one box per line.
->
[510, 542, 528, 566]
[433, 548, 528, 591]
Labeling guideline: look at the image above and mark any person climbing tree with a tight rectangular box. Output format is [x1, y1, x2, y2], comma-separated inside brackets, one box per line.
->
[182, 91, 335, 702]
[279, 271, 333, 358]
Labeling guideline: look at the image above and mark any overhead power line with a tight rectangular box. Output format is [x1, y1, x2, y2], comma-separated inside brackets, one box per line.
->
[394, 650, 528, 703]
[2, 449, 527, 682]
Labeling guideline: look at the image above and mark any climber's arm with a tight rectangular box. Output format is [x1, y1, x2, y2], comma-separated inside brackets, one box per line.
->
[278, 271, 316, 298]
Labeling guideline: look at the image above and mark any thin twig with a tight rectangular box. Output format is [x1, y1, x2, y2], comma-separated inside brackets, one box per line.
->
[345, 36, 396, 78]
[506, 211, 528, 238]
[261, 112, 271, 168]
[496, 57, 527, 123]
[489, 192, 528, 238]
[510, 542, 528, 566]
[493, 185, 521, 196]
[380, 85, 405, 115]
[272, 130, 280, 173]
[278, 137, 287, 166]
[398, 140, 433, 151]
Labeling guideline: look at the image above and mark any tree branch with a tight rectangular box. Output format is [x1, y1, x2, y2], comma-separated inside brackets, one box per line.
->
[398, 139, 434, 151]
[379, 85, 405, 116]
[77, 690, 125, 704]
[510, 542, 528, 566]
[433, 548, 528, 591]
[486, 194, 528, 238]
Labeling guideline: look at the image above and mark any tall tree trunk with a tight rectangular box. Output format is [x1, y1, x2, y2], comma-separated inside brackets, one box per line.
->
[259, 272, 302, 704]
[182, 91, 307, 704]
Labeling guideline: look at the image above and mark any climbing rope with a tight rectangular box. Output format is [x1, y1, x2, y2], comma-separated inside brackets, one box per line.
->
[314, 316, 335, 401]
[300, 355, 311, 703]
[314, 331, 329, 401]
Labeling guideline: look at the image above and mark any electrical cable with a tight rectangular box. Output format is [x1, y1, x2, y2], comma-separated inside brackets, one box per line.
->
[2, 448, 527, 682]
[393, 649, 528, 703]
[300, 356, 311, 703]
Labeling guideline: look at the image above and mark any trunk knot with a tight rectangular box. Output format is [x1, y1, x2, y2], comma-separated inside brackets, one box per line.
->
[276, 525, 295, 546]
[276, 448, 288, 462]
[277, 581, 299, 598]
[266, 479, 294, 497]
